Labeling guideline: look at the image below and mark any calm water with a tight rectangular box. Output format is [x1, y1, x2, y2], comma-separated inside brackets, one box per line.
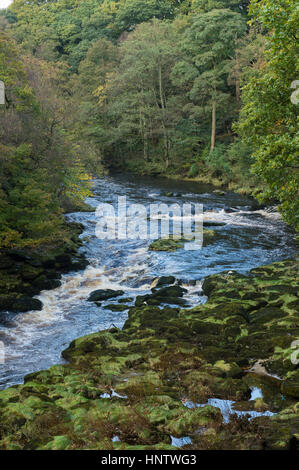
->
[0, 174, 295, 389]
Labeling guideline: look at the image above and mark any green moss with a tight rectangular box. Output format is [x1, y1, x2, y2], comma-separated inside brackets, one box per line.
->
[202, 229, 217, 246]
[42, 435, 72, 450]
[166, 405, 222, 436]
[103, 304, 130, 312]
[149, 230, 217, 251]
[0, 258, 298, 450]
[149, 238, 184, 252]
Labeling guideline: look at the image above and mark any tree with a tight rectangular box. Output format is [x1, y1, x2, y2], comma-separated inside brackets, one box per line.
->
[72, 38, 119, 171]
[0, 30, 91, 248]
[96, 20, 184, 169]
[238, 0, 299, 229]
[114, 0, 174, 32]
[190, 0, 250, 15]
[228, 29, 265, 103]
[172, 8, 247, 151]
[6, 0, 176, 71]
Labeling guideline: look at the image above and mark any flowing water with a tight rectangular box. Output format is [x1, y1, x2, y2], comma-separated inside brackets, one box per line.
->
[0, 174, 295, 389]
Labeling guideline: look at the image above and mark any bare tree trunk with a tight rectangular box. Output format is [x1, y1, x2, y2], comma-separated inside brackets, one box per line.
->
[211, 99, 216, 152]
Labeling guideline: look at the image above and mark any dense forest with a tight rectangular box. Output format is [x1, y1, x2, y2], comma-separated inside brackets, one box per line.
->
[0, 0, 298, 253]
[0, 0, 298, 453]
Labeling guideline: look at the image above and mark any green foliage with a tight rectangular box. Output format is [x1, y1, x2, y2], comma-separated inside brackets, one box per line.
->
[91, 19, 185, 168]
[226, 139, 253, 172]
[0, 145, 63, 248]
[4, 0, 253, 184]
[6, 0, 175, 71]
[173, 8, 247, 150]
[188, 162, 201, 178]
[114, 0, 174, 31]
[74, 7, 248, 171]
[237, 0, 299, 229]
[0, 31, 91, 249]
[190, 0, 250, 15]
[1, 0, 297, 232]
[206, 145, 233, 177]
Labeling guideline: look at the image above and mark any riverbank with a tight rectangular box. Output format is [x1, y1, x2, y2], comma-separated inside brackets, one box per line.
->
[0, 258, 298, 450]
[164, 173, 260, 197]
[115, 159, 263, 198]
[0, 221, 88, 314]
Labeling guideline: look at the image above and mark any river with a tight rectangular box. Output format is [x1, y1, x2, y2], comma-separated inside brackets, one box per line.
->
[0, 174, 295, 389]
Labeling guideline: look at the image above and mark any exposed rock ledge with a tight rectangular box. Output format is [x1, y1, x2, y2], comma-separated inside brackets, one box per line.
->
[0, 258, 298, 450]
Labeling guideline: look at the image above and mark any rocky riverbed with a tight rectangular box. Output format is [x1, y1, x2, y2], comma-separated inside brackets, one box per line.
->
[0, 258, 298, 450]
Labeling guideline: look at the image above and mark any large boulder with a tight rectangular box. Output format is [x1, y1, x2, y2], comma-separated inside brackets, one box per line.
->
[149, 238, 184, 252]
[134, 284, 187, 308]
[31, 276, 61, 291]
[156, 276, 176, 287]
[0, 294, 16, 311]
[151, 285, 187, 298]
[11, 297, 43, 312]
[87, 289, 124, 302]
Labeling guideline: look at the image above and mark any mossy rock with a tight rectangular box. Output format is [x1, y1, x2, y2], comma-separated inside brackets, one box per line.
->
[151, 285, 187, 298]
[202, 229, 217, 246]
[103, 304, 130, 312]
[42, 435, 72, 450]
[250, 307, 287, 324]
[87, 289, 124, 302]
[31, 276, 61, 291]
[214, 361, 243, 379]
[166, 405, 222, 435]
[134, 285, 187, 308]
[11, 297, 43, 313]
[212, 190, 226, 196]
[156, 276, 176, 287]
[0, 294, 17, 311]
[149, 238, 184, 252]
[19, 265, 43, 281]
[0, 258, 298, 450]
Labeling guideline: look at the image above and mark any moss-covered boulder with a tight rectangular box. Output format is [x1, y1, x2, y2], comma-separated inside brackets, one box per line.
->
[87, 289, 124, 302]
[149, 238, 184, 252]
[0, 258, 298, 450]
[11, 297, 43, 312]
[0, 222, 87, 314]
[103, 304, 130, 312]
[149, 230, 217, 252]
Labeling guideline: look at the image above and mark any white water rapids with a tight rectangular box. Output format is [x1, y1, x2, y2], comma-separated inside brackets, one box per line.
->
[0, 175, 295, 389]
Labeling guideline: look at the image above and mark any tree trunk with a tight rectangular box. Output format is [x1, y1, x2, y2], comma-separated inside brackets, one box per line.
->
[211, 99, 216, 152]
